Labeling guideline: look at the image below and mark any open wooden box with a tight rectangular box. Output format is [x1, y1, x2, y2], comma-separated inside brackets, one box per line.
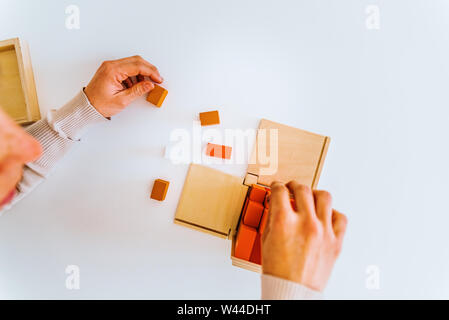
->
[0, 38, 40, 125]
[174, 119, 330, 272]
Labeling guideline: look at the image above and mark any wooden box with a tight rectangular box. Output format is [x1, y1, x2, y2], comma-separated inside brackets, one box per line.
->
[0, 38, 40, 125]
[174, 119, 330, 272]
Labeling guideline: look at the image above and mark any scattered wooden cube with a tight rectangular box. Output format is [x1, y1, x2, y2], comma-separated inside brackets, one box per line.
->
[150, 179, 170, 201]
[146, 84, 168, 107]
[243, 200, 264, 228]
[199, 110, 220, 126]
[205, 143, 232, 160]
[234, 224, 257, 261]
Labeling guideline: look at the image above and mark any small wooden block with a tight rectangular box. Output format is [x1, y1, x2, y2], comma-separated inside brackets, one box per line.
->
[234, 224, 257, 261]
[259, 208, 269, 235]
[150, 179, 170, 201]
[206, 143, 232, 160]
[146, 84, 168, 107]
[249, 184, 266, 203]
[244, 173, 258, 186]
[249, 233, 262, 265]
[199, 110, 220, 126]
[243, 200, 264, 228]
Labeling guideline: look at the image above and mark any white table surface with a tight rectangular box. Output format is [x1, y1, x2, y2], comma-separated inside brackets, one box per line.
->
[1, 0, 449, 299]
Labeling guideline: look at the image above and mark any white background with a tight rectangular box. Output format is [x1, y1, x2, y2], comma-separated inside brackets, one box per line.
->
[1, 0, 449, 299]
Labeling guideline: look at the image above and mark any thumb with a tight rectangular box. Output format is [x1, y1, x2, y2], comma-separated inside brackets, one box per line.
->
[119, 80, 154, 105]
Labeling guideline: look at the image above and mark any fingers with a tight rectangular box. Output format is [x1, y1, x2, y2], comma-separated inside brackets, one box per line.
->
[114, 56, 163, 83]
[268, 181, 292, 223]
[332, 209, 347, 241]
[313, 190, 333, 229]
[286, 181, 315, 220]
[118, 81, 154, 106]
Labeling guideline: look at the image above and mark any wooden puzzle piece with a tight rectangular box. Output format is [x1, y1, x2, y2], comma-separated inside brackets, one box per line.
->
[146, 83, 168, 107]
[199, 110, 220, 126]
[243, 200, 264, 228]
[249, 233, 261, 265]
[206, 143, 232, 160]
[249, 184, 266, 203]
[243, 173, 258, 186]
[150, 179, 170, 201]
[234, 224, 257, 261]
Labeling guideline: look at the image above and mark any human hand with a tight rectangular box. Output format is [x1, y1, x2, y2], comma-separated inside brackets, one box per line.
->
[262, 181, 347, 291]
[84, 55, 163, 118]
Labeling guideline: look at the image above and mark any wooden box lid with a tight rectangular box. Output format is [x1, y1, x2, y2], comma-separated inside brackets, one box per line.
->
[174, 164, 249, 239]
[247, 119, 330, 188]
[0, 38, 40, 125]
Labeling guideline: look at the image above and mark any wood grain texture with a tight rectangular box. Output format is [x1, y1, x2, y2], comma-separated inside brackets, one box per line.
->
[150, 179, 170, 201]
[174, 164, 248, 239]
[146, 83, 168, 107]
[199, 110, 220, 126]
[0, 38, 40, 125]
[247, 119, 330, 188]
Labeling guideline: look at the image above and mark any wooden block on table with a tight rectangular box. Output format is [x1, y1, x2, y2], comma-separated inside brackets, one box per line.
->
[146, 84, 168, 107]
[150, 179, 170, 201]
[206, 143, 232, 160]
[250, 233, 262, 265]
[234, 224, 257, 261]
[243, 200, 264, 228]
[199, 110, 220, 126]
[249, 184, 266, 203]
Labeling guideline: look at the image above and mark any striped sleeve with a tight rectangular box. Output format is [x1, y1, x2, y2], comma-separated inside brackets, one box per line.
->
[0, 89, 107, 216]
[261, 274, 323, 300]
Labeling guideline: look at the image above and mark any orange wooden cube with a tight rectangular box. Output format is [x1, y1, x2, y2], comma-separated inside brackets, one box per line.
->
[259, 208, 269, 235]
[250, 233, 262, 265]
[234, 224, 257, 261]
[249, 184, 266, 203]
[146, 84, 168, 107]
[243, 200, 264, 228]
[205, 143, 232, 160]
[199, 110, 220, 126]
[150, 179, 170, 201]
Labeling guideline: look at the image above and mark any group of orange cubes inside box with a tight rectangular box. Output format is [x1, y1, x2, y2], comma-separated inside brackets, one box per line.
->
[234, 184, 271, 265]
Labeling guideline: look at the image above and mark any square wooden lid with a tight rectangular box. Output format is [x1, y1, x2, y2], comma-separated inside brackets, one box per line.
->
[174, 164, 249, 239]
[247, 119, 330, 188]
